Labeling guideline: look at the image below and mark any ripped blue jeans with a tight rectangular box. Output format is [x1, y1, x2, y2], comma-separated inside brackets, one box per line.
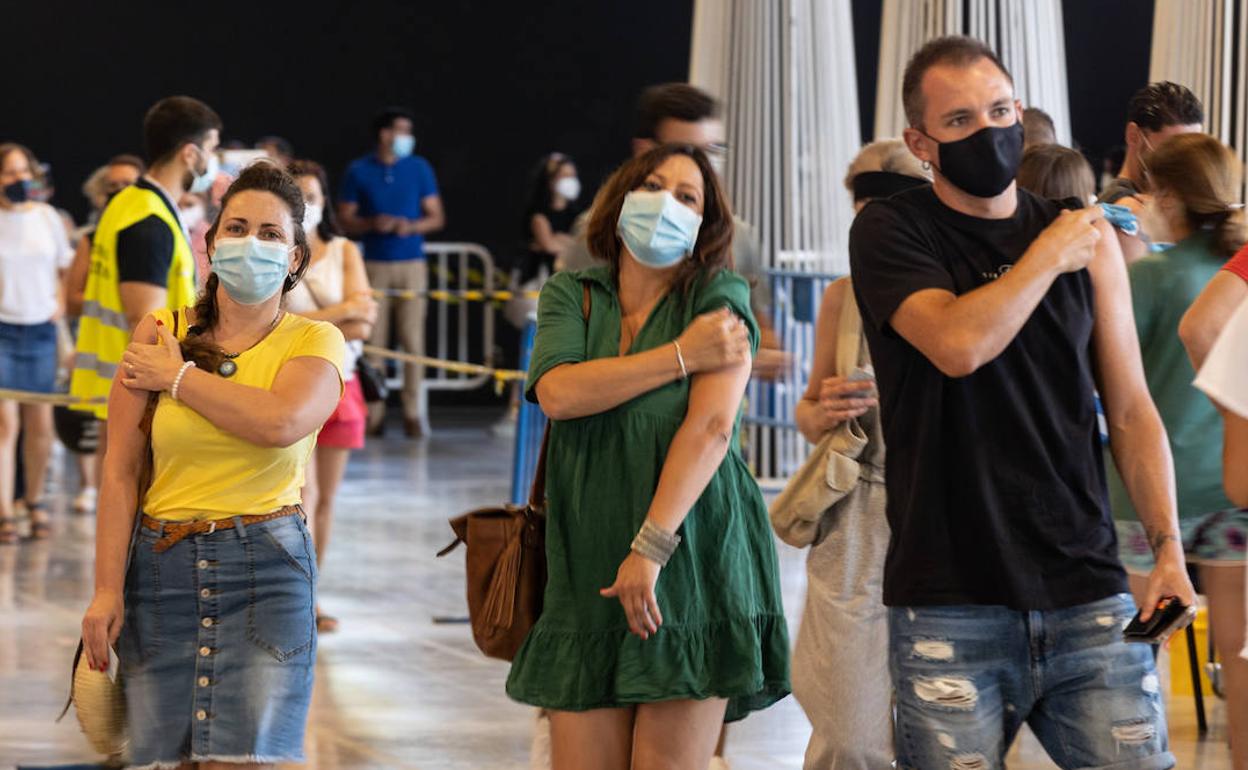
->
[890, 594, 1175, 770]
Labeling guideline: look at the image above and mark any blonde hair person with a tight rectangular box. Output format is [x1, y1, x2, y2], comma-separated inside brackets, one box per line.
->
[80, 162, 345, 769]
[790, 139, 927, 769]
[1108, 132, 1248, 767]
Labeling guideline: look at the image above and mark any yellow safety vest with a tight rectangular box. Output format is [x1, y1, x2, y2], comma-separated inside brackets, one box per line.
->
[70, 180, 196, 420]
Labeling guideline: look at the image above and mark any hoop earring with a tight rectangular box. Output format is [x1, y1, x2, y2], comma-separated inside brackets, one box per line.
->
[922, 160, 932, 171]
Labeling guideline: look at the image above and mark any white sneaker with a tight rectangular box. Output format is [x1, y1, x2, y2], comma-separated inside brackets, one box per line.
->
[73, 487, 97, 514]
[529, 709, 551, 769]
[709, 758, 731, 770]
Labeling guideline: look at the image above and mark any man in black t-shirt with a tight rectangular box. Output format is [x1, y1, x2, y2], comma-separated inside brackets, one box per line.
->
[850, 37, 1193, 767]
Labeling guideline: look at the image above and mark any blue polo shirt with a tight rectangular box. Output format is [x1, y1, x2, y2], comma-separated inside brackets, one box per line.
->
[340, 153, 440, 262]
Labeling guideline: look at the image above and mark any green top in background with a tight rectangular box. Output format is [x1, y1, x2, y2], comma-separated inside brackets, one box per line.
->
[1108, 230, 1233, 522]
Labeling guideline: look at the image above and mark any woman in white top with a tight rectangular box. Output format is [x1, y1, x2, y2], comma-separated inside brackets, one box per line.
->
[285, 159, 377, 631]
[0, 144, 74, 544]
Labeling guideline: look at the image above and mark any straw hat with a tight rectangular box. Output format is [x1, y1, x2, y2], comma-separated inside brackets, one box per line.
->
[69, 648, 127, 759]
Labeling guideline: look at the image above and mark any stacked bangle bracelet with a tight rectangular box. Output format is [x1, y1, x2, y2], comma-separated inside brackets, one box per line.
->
[673, 340, 689, 380]
[171, 361, 196, 401]
[631, 519, 682, 567]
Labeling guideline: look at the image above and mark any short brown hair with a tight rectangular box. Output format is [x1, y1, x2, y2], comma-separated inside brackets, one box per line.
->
[143, 95, 222, 164]
[902, 36, 1013, 128]
[107, 154, 146, 174]
[1149, 133, 1245, 258]
[586, 144, 734, 300]
[1023, 107, 1057, 148]
[1016, 145, 1095, 203]
[634, 84, 721, 140]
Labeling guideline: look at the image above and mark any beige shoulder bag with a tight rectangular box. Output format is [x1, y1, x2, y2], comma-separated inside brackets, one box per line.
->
[769, 283, 870, 548]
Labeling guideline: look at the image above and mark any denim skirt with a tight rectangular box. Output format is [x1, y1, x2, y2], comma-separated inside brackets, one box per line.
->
[118, 513, 316, 767]
[0, 320, 57, 393]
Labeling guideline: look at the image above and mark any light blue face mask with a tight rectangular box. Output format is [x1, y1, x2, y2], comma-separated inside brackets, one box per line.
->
[1098, 202, 1140, 236]
[617, 190, 703, 268]
[211, 237, 292, 305]
[391, 134, 415, 159]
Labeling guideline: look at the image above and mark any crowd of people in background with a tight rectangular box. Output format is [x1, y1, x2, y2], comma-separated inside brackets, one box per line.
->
[0, 29, 1244, 770]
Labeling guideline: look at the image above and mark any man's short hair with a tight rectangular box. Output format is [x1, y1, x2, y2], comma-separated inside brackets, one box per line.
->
[1023, 107, 1057, 147]
[634, 83, 721, 140]
[1127, 82, 1204, 132]
[372, 107, 415, 138]
[143, 96, 222, 164]
[901, 36, 1013, 128]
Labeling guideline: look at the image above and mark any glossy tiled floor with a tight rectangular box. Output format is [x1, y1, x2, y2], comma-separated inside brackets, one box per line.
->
[0, 411, 1236, 769]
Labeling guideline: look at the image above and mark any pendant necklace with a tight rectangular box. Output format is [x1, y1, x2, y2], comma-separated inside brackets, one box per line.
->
[217, 310, 283, 378]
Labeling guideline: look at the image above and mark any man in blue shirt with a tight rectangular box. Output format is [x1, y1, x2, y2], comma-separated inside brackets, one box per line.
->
[338, 107, 445, 437]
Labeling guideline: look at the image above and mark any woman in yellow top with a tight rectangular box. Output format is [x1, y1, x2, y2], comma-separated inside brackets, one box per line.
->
[80, 162, 345, 769]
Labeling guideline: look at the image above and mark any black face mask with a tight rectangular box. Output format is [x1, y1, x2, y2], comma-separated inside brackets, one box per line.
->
[2, 179, 30, 204]
[925, 122, 1024, 198]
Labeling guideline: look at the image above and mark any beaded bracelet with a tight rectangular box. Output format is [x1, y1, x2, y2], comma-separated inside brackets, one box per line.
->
[631, 519, 682, 567]
[170, 361, 196, 402]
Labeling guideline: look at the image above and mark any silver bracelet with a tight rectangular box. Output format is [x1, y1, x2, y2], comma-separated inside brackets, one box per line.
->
[673, 341, 689, 380]
[170, 361, 196, 401]
[631, 519, 682, 567]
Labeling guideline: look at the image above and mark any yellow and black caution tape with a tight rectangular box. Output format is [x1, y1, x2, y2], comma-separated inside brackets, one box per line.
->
[372, 288, 541, 303]
[362, 345, 525, 394]
[0, 389, 106, 407]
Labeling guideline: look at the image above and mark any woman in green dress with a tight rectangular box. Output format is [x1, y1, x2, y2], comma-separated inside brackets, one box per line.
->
[506, 143, 790, 769]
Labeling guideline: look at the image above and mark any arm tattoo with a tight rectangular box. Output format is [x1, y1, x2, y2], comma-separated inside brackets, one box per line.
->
[1148, 530, 1181, 555]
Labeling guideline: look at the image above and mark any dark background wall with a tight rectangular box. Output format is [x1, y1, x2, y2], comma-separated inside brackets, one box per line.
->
[4, 0, 694, 271]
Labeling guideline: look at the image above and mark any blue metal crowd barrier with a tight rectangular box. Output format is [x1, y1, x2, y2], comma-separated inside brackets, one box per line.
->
[510, 320, 547, 504]
[743, 269, 841, 484]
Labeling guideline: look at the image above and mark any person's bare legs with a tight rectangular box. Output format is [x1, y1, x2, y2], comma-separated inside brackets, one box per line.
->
[0, 402, 17, 542]
[20, 403, 53, 523]
[301, 449, 320, 546]
[1201, 563, 1247, 770]
[76, 452, 96, 490]
[550, 707, 634, 770]
[632, 698, 728, 770]
[313, 445, 350, 566]
[312, 444, 350, 631]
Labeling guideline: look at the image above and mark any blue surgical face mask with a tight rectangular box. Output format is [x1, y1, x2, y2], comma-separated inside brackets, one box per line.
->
[617, 190, 703, 268]
[210, 236, 292, 305]
[189, 145, 219, 195]
[391, 134, 415, 159]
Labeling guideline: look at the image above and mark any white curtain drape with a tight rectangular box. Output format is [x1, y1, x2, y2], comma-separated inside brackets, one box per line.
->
[874, 0, 1071, 145]
[1150, 0, 1247, 202]
[690, 0, 861, 274]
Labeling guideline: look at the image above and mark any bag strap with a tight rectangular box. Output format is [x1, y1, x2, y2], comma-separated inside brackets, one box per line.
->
[527, 281, 590, 509]
[834, 279, 863, 376]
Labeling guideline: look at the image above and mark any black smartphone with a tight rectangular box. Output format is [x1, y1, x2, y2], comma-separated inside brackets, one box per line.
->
[1122, 597, 1197, 644]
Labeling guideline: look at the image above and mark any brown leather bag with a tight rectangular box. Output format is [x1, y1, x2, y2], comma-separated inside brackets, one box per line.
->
[438, 428, 549, 661]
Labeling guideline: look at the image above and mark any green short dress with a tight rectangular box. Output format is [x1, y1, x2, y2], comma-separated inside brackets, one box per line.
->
[505, 266, 791, 722]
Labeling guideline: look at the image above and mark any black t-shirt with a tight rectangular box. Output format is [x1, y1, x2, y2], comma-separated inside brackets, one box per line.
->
[115, 178, 179, 287]
[849, 186, 1127, 611]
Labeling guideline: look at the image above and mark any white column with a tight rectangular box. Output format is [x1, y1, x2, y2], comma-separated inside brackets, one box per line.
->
[1150, 0, 1246, 202]
[875, 0, 1071, 145]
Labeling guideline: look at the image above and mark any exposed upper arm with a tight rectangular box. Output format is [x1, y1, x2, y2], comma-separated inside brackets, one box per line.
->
[685, 353, 752, 439]
[103, 314, 161, 475]
[422, 194, 445, 224]
[269, 355, 343, 443]
[342, 239, 370, 296]
[118, 283, 169, 330]
[1180, 270, 1248, 369]
[1086, 219, 1151, 423]
[802, 278, 848, 401]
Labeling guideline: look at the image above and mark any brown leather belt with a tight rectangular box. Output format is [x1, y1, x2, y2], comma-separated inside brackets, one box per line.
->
[143, 505, 303, 553]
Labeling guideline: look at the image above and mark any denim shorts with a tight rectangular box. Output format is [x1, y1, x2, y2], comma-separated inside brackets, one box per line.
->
[0, 320, 57, 393]
[119, 514, 317, 767]
[890, 594, 1174, 770]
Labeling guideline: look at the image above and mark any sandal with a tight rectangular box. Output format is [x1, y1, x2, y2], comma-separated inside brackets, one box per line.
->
[25, 501, 51, 540]
[0, 517, 17, 545]
[316, 613, 340, 633]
